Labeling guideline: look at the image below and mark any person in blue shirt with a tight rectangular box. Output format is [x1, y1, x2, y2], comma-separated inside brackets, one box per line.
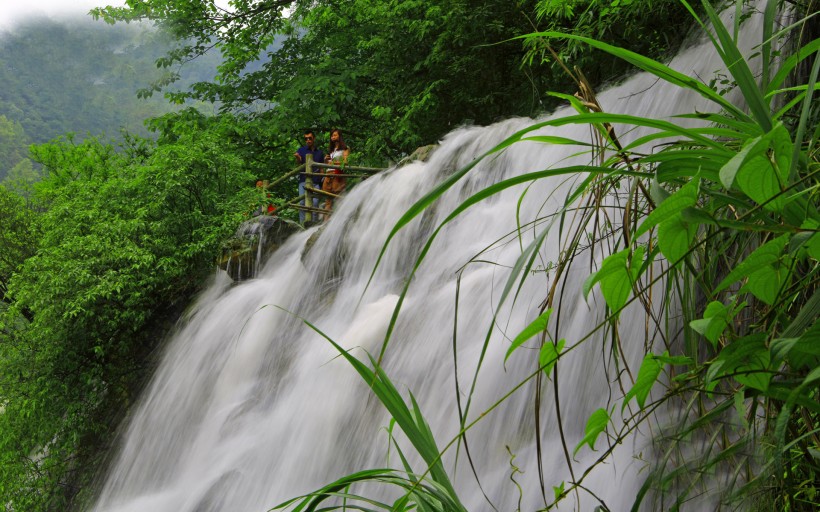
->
[293, 130, 325, 224]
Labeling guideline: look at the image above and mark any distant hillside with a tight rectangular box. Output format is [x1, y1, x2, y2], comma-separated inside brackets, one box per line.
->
[0, 16, 222, 180]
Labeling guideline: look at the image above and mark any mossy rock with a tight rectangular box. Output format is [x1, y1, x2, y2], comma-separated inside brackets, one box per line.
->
[218, 215, 301, 281]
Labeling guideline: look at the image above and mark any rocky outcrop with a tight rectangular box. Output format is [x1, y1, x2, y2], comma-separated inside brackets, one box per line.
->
[217, 216, 301, 281]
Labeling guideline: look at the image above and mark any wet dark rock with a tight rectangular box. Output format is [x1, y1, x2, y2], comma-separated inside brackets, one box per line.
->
[217, 216, 301, 281]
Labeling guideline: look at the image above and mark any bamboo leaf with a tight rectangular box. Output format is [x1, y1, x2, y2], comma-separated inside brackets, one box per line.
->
[699, 0, 772, 131]
[522, 30, 751, 123]
[767, 37, 820, 94]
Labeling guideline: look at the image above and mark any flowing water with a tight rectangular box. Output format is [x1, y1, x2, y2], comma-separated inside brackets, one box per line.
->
[91, 10, 767, 512]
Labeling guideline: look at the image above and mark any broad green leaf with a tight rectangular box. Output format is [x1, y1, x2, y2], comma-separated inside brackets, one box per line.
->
[769, 123, 793, 181]
[800, 219, 820, 260]
[718, 134, 766, 189]
[538, 339, 565, 378]
[735, 154, 785, 212]
[803, 366, 820, 386]
[772, 319, 820, 369]
[574, 408, 610, 455]
[803, 234, 819, 260]
[623, 352, 665, 411]
[705, 334, 770, 391]
[679, 206, 716, 228]
[689, 301, 730, 347]
[649, 178, 670, 205]
[635, 178, 699, 238]
[553, 481, 565, 502]
[584, 247, 644, 314]
[583, 248, 629, 298]
[743, 265, 783, 305]
[505, 309, 552, 363]
[715, 235, 788, 293]
[734, 347, 771, 392]
[657, 214, 695, 264]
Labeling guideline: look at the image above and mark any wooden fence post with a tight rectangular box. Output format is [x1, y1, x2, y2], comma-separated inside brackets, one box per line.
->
[305, 153, 313, 223]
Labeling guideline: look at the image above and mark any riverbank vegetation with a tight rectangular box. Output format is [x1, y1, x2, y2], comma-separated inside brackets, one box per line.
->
[0, 0, 817, 510]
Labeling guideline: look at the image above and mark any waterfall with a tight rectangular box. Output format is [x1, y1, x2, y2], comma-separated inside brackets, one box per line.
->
[90, 10, 766, 512]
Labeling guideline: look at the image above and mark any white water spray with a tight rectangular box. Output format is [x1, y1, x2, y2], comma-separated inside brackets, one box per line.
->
[91, 10, 767, 512]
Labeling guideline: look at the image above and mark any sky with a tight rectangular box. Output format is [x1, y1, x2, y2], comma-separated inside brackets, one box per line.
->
[0, 0, 127, 30]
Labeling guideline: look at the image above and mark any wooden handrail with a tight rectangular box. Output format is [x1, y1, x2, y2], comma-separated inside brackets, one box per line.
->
[260, 154, 388, 224]
[289, 204, 332, 215]
[265, 162, 385, 191]
[304, 185, 340, 199]
[303, 171, 369, 179]
[311, 162, 386, 173]
[265, 164, 304, 190]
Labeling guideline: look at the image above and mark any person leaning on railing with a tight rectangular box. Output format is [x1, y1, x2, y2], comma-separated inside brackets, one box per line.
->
[322, 128, 350, 221]
[294, 130, 325, 224]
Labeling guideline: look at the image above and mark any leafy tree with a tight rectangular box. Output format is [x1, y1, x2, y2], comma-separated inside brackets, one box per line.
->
[0, 184, 37, 303]
[92, 0, 699, 162]
[0, 115, 29, 180]
[0, 129, 254, 509]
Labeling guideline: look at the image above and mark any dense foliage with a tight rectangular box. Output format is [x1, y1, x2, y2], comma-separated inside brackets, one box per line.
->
[92, 0, 699, 161]
[0, 130, 256, 508]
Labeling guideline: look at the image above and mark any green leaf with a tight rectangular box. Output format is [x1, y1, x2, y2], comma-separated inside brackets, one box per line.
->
[743, 265, 783, 305]
[623, 352, 665, 411]
[538, 339, 565, 378]
[706, 334, 770, 392]
[657, 214, 695, 264]
[715, 235, 788, 293]
[553, 481, 565, 502]
[584, 247, 643, 314]
[769, 123, 793, 181]
[698, 0, 772, 131]
[583, 248, 628, 298]
[800, 219, 820, 260]
[689, 300, 730, 348]
[505, 308, 552, 363]
[772, 319, 820, 369]
[734, 347, 771, 392]
[635, 178, 699, 238]
[718, 134, 766, 189]
[649, 178, 671, 205]
[735, 154, 785, 212]
[653, 354, 694, 366]
[574, 408, 610, 455]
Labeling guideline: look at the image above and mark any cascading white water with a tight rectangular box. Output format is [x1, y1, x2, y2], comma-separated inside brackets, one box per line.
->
[91, 10, 766, 512]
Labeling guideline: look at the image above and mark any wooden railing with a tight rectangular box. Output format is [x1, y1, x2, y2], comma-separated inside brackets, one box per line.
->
[266, 153, 386, 223]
